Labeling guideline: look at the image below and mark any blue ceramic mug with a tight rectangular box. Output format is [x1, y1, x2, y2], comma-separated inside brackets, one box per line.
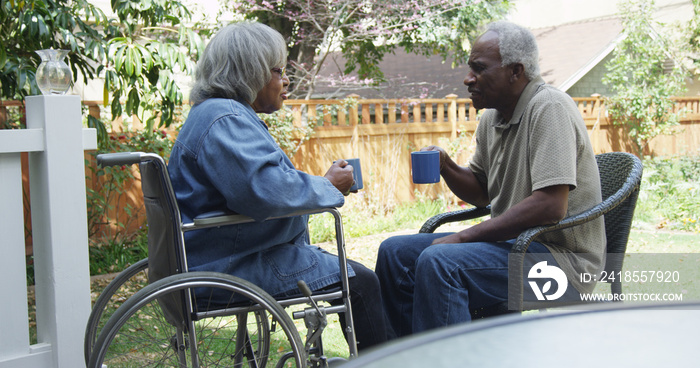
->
[411, 151, 440, 184]
[345, 158, 363, 191]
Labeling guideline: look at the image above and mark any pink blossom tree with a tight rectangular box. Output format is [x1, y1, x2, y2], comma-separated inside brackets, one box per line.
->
[224, 0, 511, 98]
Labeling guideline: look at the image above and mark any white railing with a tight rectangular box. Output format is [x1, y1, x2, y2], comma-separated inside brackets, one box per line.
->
[0, 96, 97, 368]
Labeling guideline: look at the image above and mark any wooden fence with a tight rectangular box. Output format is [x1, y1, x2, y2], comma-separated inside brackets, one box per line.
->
[3, 95, 700, 246]
[283, 95, 700, 204]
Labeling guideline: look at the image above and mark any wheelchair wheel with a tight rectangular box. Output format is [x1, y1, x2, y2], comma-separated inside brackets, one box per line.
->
[88, 272, 305, 368]
[84, 257, 150, 364]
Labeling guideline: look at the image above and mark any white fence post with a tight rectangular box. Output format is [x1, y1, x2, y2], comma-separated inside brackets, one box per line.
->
[0, 95, 96, 368]
[0, 139, 35, 363]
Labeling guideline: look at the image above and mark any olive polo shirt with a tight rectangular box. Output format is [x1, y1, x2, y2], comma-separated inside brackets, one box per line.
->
[469, 76, 606, 293]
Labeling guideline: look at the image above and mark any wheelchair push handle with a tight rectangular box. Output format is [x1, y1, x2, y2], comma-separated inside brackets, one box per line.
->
[97, 152, 144, 168]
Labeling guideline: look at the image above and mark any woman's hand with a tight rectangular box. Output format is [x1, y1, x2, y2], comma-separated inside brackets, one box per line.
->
[324, 160, 354, 195]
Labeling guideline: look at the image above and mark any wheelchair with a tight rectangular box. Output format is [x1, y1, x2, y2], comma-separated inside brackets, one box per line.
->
[85, 152, 358, 368]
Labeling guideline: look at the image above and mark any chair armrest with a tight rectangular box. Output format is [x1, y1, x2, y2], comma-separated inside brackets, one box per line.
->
[511, 172, 640, 254]
[508, 166, 641, 311]
[184, 207, 342, 231]
[419, 206, 491, 234]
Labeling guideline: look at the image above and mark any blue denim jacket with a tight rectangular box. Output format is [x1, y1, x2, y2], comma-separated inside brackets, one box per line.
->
[168, 98, 354, 298]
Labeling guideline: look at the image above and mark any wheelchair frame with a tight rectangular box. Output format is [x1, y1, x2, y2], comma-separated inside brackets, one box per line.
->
[86, 152, 358, 367]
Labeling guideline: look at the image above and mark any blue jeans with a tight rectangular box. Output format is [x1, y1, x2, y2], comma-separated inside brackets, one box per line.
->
[375, 233, 576, 337]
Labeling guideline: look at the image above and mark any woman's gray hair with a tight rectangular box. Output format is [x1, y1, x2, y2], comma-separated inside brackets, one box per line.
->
[189, 22, 287, 106]
[486, 21, 540, 80]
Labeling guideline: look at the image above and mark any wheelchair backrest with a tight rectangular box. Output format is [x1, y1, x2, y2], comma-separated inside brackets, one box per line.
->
[139, 157, 189, 326]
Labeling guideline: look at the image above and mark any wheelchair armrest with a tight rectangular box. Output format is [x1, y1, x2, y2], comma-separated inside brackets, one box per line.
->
[186, 207, 342, 230]
[190, 210, 255, 228]
[419, 206, 491, 234]
[195, 210, 236, 219]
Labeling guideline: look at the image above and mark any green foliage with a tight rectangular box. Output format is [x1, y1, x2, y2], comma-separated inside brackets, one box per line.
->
[344, 0, 512, 81]
[260, 107, 317, 158]
[230, 0, 511, 98]
[102, 0, 204, 131]
[89, 229, 148, 275]
[688, 0, 700, 68]
[602, 0, 687, 156]
[0, 103, 24, 129]
[635, 154, 700, 233]
[1, 0, 203, 141]
[86, 124, 176, 244]
[399, 0, 512, 68]
[1, 0, 107, 98]
[260, 98, 359, 158]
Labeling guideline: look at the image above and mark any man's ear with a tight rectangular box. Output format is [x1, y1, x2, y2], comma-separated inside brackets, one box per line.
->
[511, 63, 525, 82]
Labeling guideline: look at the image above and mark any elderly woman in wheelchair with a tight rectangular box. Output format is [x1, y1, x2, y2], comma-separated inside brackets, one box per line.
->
[87, 22, 387, 368]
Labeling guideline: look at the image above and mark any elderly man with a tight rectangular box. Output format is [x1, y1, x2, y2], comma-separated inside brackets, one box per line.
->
[375, 21, 605, 337]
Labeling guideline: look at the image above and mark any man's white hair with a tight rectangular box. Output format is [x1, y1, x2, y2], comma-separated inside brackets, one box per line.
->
[486, 21, 540, 80]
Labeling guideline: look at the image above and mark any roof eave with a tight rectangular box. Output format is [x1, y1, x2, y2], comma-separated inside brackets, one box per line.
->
[558, 33, 625, 92]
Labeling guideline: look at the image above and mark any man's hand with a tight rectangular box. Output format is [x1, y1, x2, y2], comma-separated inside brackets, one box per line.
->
[324, 160, 354, 195]
[420, 145, 448, 172]
[423, 145, 490, 208]
[431, 232, 466, 245]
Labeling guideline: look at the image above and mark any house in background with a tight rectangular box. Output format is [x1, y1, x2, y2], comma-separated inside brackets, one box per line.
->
[312, 0, 697, 99]
[532, 17, 623, 98]
[76, 0, 697, 101]
[516, 0, 698, 97]
[312, 17, 626, 99]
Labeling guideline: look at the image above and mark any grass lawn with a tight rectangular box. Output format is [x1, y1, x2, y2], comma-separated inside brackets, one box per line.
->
[28, 225, 698, 362]
[627, 230, 700, 253]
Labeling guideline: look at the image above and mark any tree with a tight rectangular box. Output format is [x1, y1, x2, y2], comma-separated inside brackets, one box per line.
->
[101, 0, 204, 132]
[224, 0, 511, 98]
[602, 0, 687, 157]
[1, 0, 204, 138]
[1, 0, 106, 99]
[686, 0, 700, 71]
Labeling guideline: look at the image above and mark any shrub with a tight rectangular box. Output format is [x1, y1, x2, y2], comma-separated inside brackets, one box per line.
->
[634, 154, 700, 232]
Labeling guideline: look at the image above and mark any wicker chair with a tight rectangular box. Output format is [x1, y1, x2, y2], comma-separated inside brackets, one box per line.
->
[419, 152, 644, 317]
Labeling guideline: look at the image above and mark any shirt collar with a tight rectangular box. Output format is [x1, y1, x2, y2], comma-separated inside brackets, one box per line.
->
[238, 98, 270, 131]
[492, 76, 546, 128]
